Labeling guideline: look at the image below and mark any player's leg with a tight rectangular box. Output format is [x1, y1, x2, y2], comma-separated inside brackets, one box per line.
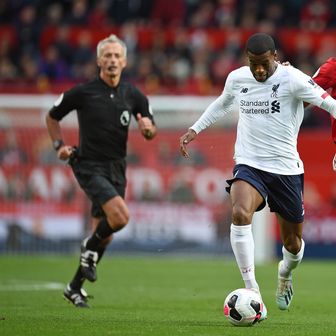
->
[230, 179, 268, 321]
[276, 214, 304, 310]
[64, 217, 113, 308]
[266, 172, 305, 310]
[80, 196, 129, 282]
[230, 179, 264, 291]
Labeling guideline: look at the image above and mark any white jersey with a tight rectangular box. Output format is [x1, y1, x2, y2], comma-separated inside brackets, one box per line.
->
[191, 64, 336, 175]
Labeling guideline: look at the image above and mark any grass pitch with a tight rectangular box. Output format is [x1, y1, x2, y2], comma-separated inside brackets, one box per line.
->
[0, 255, 335, 336]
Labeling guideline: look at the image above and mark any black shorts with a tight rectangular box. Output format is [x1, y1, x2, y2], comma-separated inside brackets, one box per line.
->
[70, 158, 127, 218]
[226, 164, 304, 223]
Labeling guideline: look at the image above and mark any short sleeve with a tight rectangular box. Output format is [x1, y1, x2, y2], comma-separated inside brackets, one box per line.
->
[49, 85, 83, 121]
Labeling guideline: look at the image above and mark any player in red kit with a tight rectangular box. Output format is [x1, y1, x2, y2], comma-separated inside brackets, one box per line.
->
[312, 57, 336, 170]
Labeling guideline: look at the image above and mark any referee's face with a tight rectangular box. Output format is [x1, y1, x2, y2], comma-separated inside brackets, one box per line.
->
[97, 42, 127, 81]
[247, 50, 277, 82]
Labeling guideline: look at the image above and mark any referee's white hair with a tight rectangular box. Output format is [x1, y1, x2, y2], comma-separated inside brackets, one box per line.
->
[96, 34, 127, 58]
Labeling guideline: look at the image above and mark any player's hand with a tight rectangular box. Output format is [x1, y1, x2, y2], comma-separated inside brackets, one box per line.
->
[179, 129, 197, 158]
[333, 154, 336, 171]
[57, 145, 74, 161]
[137, 113, 154, 139]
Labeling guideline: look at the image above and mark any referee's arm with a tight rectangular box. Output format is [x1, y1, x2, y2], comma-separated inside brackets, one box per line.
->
[45, 113, 73, 160]
[136, 113, 157, 140]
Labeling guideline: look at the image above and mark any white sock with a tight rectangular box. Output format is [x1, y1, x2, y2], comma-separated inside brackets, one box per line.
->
[279, 239, 305, 279]
[230, 223, 259, 291]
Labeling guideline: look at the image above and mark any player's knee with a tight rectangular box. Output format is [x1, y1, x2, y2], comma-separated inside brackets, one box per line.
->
[232, 205, 252, 224]
[117, 210, 129, 230]
[107, 208, 129, 232]
[283, 236, 301, 254]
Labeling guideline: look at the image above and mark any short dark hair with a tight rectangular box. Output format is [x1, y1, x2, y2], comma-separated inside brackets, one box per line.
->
[246, 33, 275, 55]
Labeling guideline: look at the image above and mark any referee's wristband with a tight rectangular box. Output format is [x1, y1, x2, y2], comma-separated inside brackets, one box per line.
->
[53, 139, 64, 151]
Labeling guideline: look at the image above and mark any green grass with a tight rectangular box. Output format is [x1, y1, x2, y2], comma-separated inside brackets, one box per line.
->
[0, 255, 335, 336]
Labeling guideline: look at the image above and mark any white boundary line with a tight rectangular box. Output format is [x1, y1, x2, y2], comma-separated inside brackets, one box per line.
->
[0, 281, 64, 291]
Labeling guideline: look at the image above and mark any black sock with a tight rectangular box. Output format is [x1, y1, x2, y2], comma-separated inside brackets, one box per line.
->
[70, 219, 112, 290]
[86, 218, 114, 251]
[70, 246, 107, 290]
[97, 246, 106, 263]
[70, 266, 85, 290]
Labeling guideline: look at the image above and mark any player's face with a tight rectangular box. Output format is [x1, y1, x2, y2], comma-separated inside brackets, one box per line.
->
[97, 42, 127, 80]
[247, 50, 277, 82]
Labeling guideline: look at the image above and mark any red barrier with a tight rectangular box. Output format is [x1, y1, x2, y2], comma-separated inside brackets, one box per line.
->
[0, 128, 334, 206]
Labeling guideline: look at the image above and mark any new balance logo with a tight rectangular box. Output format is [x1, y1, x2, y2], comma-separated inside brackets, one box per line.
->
[308, 79, 316, 86]
[271, 100, 280, 113]
[240, 88, 248, 93]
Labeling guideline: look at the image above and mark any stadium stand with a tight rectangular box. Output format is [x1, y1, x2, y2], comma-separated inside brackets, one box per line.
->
[0, 0, 336, 96]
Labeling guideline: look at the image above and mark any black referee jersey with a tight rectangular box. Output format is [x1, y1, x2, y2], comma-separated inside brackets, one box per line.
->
[49, 77, 154, 161]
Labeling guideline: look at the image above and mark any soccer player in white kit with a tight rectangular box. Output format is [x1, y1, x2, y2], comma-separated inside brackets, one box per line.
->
[180, 33, 336, 320]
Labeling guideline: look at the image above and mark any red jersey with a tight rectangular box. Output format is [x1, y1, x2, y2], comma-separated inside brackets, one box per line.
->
[313, 57, 336, 143]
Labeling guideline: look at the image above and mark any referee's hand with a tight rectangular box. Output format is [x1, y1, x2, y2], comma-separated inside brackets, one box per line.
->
[137, 113, 154, 139]
[57, 145, 74, 161]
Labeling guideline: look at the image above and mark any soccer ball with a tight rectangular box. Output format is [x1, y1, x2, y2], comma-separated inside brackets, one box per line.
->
[223, 288, 263, 327]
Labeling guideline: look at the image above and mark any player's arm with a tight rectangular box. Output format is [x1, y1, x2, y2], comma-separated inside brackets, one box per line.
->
[294, 71, 336, 171]
[312, 60, 334, 90]
[291, 69, 336, 118]
[179, 129, 197, 158]
[311, 59, 336, 169]
[312, 60, 336, 143]
[179, 95, 227, 158]
[331, 100, 336, 170]
[180, 84, 235, 157]
[331, 117, 336, 144]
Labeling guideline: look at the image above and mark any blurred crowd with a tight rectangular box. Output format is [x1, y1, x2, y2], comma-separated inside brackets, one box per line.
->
[0, 0, 336, 95]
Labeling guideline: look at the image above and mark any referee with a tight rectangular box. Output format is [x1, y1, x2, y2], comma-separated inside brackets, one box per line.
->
[46, 34, 156, 307]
